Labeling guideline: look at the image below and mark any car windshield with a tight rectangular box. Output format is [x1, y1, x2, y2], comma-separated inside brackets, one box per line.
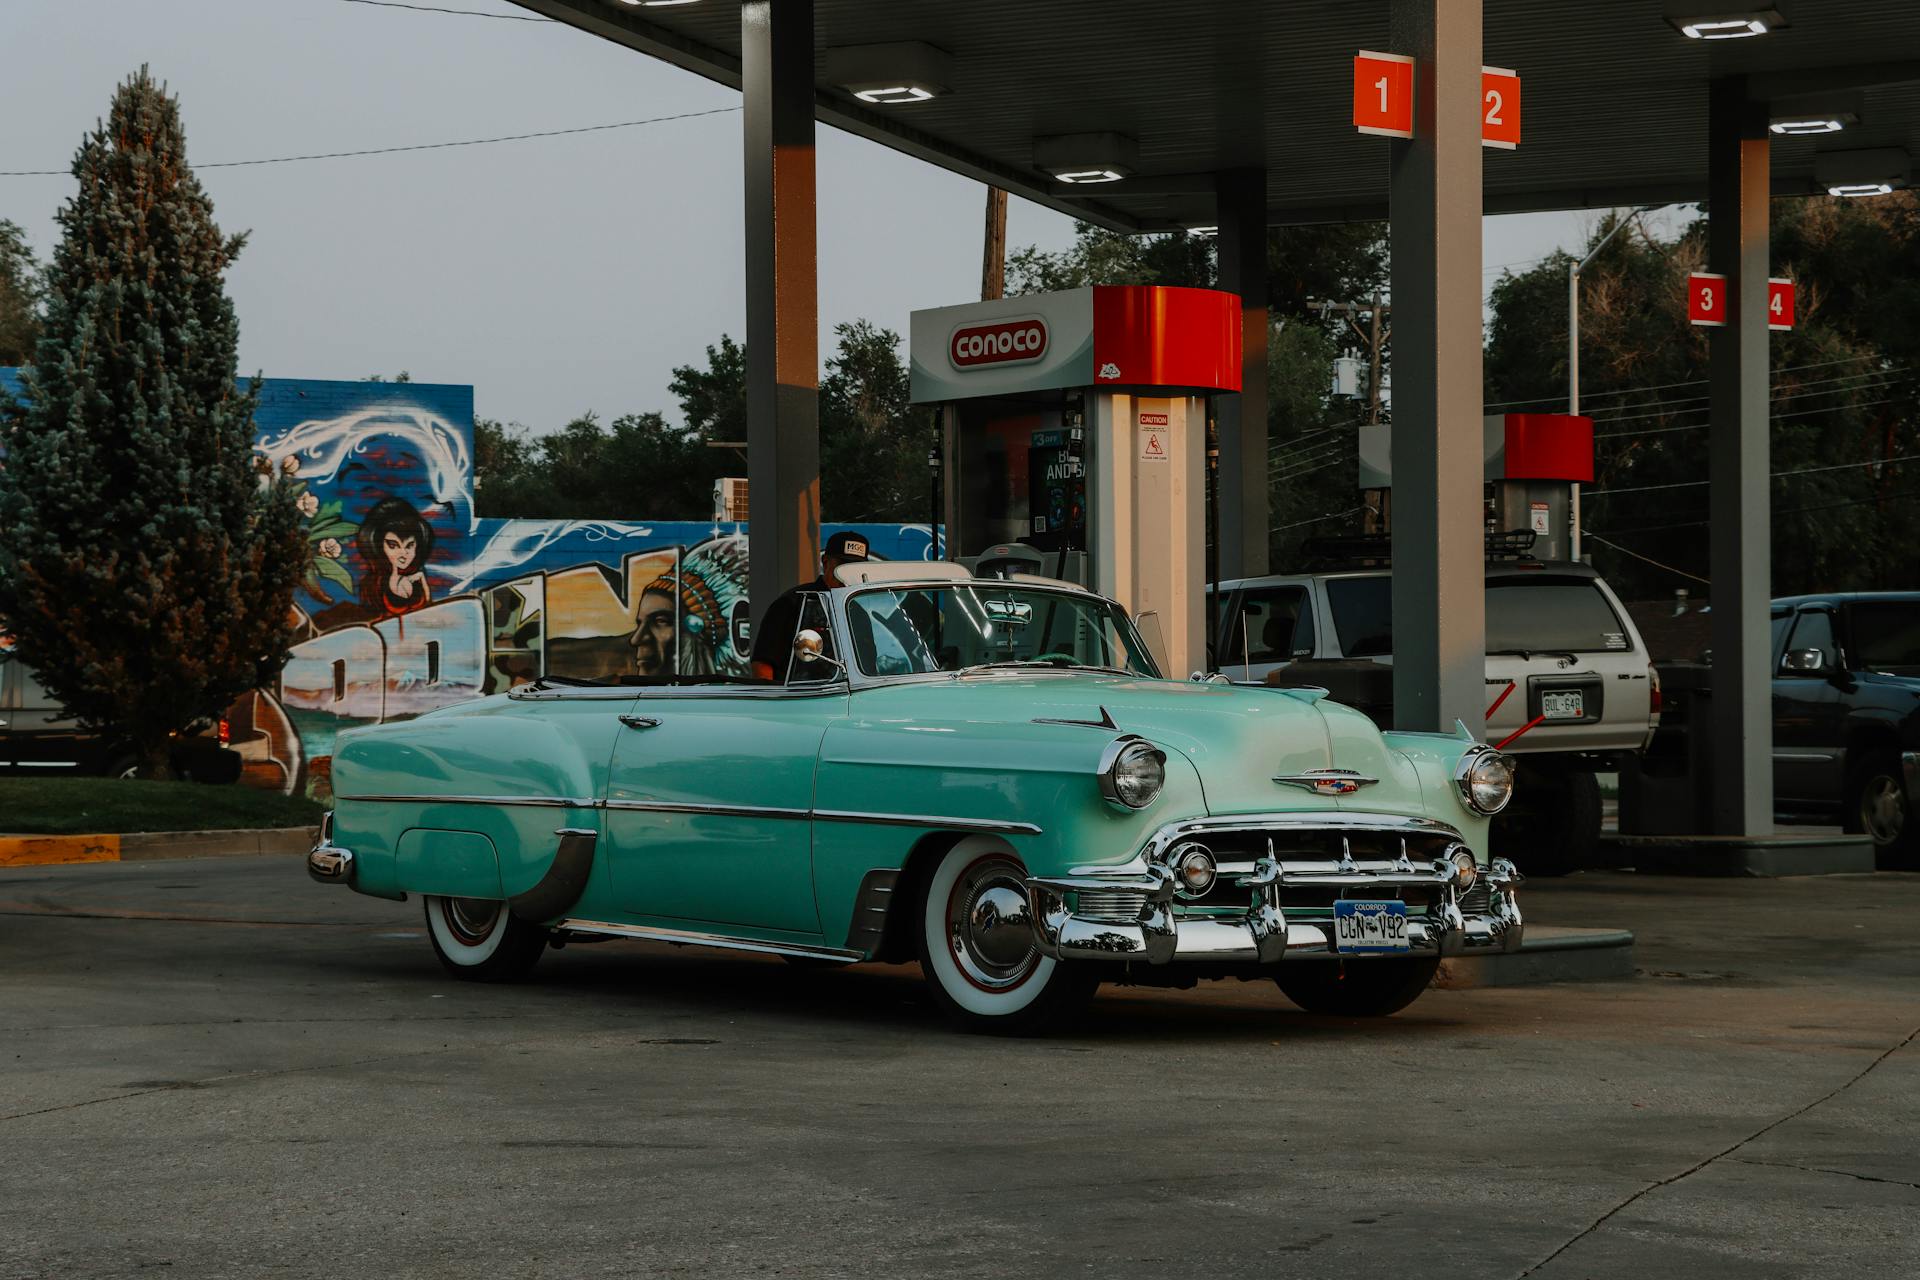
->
[1849, 600, 1920, 674]
[1324, 574, 1632, 657]
[844, 586, 1161, 679]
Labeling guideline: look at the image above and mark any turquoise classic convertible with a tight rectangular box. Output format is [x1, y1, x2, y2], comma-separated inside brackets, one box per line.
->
[309, 563, 1522, 1032]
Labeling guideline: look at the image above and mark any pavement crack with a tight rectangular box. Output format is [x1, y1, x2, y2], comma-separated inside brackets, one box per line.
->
[1514, 1020, 1920, 1278]
[0, 1028, 574, 1125]
[1729, 1157, 1920, 1193]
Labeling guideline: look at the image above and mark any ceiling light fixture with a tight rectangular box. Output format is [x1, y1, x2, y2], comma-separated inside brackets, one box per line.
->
[1770, 118, 1847, 135]
[1663, 6, 1785, 39]
[618, 1, 703, 8]
[1187, 225, 1219, 238]
[821, 42, 953, 106]
[1814, 147, 1908, 198]
[1033, 132, 1139, 185]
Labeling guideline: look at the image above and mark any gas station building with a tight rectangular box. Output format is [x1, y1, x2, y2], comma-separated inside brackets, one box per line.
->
[513, 0, 1920, 842]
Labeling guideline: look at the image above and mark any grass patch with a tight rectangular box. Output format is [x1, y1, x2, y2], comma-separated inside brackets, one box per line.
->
[0, 777, 323, 835]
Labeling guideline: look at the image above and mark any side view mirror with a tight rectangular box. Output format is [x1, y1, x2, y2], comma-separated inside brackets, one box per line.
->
[793, 628, 844, 674]
[1780, 648, 1826, 674]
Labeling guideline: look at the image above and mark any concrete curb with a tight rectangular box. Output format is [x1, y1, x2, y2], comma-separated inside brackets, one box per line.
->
[0, 827, 316, 869]
[1434, 925, 1636, 989]
[1599, 832, 1876, 877]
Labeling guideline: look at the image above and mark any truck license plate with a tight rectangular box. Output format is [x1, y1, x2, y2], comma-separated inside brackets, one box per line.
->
[1541, 690, 1585, 720]
[1333, 900, 1409, 953]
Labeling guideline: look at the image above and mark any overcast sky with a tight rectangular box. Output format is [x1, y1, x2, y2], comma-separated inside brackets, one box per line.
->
[4, 0, 1622, 432]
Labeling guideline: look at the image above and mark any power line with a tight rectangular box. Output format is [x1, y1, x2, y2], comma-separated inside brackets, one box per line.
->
[1585, 535, 1712, 585]
[0, 106, 741, 176]
[1482, 353, 1884, 412]
[337, 0, 556, 19]
[1587, 449, 1915, 499]
[1594, 488, 1920, 539]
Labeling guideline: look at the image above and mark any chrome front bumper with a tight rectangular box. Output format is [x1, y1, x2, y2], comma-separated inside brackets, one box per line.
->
[1025, 823, 1523, 965]
[307, 813, 355, 885]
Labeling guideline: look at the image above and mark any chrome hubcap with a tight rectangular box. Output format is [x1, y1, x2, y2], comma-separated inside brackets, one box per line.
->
[445, 897, 502, 946]
[1861, 775, 1906, 845]
[947, 858, 1040, 992]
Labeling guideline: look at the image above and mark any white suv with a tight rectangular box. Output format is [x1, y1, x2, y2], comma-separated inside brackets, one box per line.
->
[1208, 562, 1658, 875]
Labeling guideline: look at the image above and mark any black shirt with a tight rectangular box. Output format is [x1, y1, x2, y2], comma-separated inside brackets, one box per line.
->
[749, 577, 828, 678]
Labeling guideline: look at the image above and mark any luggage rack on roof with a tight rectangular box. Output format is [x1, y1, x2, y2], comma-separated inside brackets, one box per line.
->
[1297, 529, 1541, 572]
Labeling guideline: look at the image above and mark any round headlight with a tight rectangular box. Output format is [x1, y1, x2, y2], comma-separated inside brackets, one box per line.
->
[1099, 738, 1166, 809]
[1454, 747, 1514, 815]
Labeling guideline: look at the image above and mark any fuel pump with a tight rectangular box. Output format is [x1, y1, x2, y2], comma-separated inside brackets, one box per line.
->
[1357, 412, 1595, 560]
[909, 285, 1241, 676]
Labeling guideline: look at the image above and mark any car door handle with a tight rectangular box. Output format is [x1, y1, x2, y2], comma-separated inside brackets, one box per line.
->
[618, 715, 661, 731]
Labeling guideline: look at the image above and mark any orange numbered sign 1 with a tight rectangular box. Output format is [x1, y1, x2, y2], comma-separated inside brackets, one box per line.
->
[1481, 66, 1521, 149]
[1688, 273, 1728, 328]
[1354, 51, 1415, 139]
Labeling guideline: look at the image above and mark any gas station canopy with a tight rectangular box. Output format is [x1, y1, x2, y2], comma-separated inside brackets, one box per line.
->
[518, 0, 1920, 227]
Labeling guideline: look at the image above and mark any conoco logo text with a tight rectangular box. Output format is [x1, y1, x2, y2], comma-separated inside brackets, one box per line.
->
[949, 318, 1048, 369]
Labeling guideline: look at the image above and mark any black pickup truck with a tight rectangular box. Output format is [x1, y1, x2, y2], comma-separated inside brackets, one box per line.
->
[1770, 592, 1920, 864]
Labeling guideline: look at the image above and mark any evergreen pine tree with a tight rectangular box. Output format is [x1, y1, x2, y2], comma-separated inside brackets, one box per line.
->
[0, 69, 308, 779]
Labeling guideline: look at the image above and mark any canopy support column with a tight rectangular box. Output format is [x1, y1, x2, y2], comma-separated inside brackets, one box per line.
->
[1706, 77, 1775, 835]
[742, 0, 820, 629]
[1214, 167, 1270, 581]
[1388, 0, 1486, 733]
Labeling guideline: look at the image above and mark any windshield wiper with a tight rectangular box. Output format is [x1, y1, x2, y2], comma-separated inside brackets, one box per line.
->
[1488, 649, 1579, 663]
[955, 659, 1138, 678]
[519, 674, 615, 690]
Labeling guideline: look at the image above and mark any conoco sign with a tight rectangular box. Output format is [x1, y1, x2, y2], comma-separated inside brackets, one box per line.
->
[949, 317, 1048, 369]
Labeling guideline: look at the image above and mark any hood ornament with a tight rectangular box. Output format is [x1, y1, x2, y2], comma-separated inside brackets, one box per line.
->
[1273, 768, 1377, 796]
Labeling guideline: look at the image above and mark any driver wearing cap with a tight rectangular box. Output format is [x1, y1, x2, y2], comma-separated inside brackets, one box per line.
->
[750, 531, 869, 681]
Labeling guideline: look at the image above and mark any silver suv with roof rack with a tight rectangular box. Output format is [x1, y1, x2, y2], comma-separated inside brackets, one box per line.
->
[1209, 557, 1657, 876]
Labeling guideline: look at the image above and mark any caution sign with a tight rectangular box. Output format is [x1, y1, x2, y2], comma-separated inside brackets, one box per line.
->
[1139, 411, 1169, 462]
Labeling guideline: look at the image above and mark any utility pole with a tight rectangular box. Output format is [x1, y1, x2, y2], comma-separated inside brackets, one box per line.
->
[981, 186, 1008, 301]
[1313, 296, 1391, 531]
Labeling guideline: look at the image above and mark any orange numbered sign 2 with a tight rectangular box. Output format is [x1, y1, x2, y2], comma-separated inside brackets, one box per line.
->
[1354, 51, 1415, 139]
[1481, 67, 1521, 149]
[1688, 272, 1729, 328]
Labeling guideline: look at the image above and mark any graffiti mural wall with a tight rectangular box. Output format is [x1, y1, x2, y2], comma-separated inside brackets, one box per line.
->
[0, 372, 938, 797]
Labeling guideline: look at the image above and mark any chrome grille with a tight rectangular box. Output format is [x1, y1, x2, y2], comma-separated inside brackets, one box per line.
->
[1072, 889, 1149, 923]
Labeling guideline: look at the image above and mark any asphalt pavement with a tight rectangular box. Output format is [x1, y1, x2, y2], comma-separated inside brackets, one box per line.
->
[2, 856, 1916, 1279]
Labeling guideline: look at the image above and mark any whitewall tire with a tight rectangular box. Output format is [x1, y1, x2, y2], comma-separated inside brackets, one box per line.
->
[423, 895, 548, 982]
[917, 838, 1096, 1035]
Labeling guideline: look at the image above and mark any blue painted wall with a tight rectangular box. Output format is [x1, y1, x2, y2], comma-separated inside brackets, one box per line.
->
[1, 370, 938, 794]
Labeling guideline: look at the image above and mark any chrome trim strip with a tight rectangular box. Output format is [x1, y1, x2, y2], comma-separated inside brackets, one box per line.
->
[603, 799, 811, 821]
[336, 793, 600, 809]
[1771, 752, 1835, 762]
[557, 918, 862, 964]
[335, 793, 1037, 833]
[507, 685, 638, 701]
[812, 809, 1043, 836]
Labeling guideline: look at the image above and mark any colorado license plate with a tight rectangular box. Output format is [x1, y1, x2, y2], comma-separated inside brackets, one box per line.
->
[1333, 900, 1409, 953]
[1541, 690, 1585, 720]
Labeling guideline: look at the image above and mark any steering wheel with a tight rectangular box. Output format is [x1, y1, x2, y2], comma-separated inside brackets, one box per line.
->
[1032, 651, 1080, 664]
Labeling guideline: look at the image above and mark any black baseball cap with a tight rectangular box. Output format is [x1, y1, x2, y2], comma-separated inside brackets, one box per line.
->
[824, 532, 870, 561]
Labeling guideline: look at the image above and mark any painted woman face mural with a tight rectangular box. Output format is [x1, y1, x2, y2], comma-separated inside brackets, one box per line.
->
[356, 497, 437, 618]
